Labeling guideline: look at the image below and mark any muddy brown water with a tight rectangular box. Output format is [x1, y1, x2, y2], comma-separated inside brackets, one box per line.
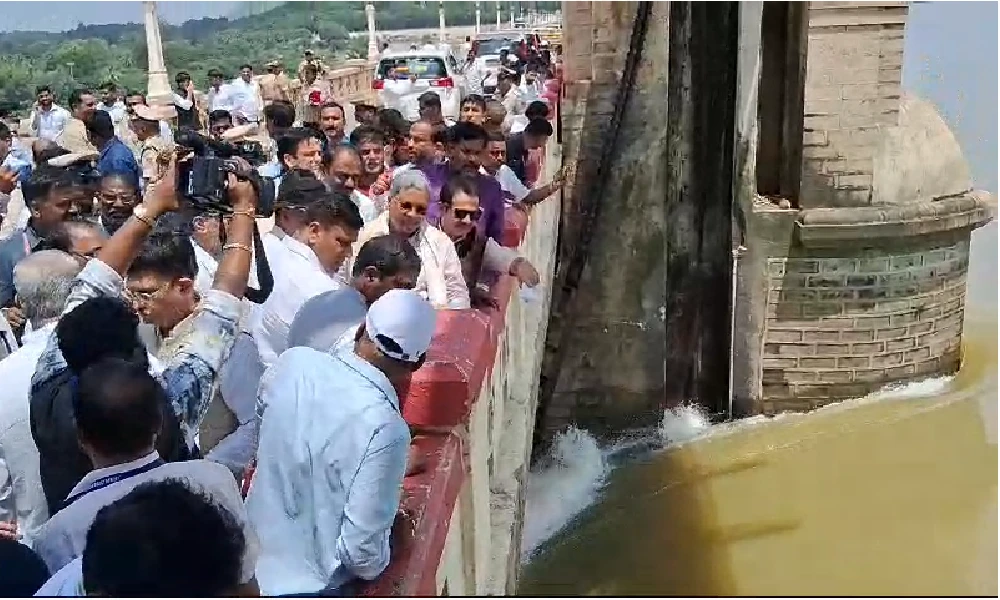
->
[520, 226, 997, 596]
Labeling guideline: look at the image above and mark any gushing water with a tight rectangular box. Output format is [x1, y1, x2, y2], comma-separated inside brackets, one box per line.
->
[521, 375, 963, 561]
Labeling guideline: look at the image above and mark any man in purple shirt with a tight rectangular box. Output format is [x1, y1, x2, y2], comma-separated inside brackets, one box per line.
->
[418, 122, 505, 244]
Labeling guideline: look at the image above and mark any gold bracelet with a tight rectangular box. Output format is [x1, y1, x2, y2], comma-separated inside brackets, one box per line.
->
[222, 242, 253, 254]
[230, 209, 256, 219]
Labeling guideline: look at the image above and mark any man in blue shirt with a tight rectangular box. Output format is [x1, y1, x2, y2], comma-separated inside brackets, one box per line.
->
[85, 111, 140, 191]
[0, 123, 31, 182]
[246, 289, 437, 596]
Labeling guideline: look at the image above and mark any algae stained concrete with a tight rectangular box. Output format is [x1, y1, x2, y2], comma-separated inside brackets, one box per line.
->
[540, 2, 744, 436]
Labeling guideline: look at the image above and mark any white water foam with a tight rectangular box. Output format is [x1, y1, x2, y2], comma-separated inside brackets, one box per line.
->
[521, 405, 710, 559]
[521, 378, 958, 561]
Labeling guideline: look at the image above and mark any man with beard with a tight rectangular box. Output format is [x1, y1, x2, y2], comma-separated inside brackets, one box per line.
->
[349, 126, 391, 209]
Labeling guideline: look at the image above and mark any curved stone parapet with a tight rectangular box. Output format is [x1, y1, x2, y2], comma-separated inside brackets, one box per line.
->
[796, 190, 996, 245]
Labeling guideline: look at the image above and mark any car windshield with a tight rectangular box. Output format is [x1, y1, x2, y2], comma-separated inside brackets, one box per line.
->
[484, 58, 501, 68]
[377, 56, 448, 80]
[476, 37, 513, 56]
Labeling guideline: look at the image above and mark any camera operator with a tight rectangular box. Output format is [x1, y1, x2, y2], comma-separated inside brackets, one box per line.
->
[28, 157, 257, 511]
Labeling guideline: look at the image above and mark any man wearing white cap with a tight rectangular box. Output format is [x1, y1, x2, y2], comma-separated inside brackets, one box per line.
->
[246, 289, 436, 596]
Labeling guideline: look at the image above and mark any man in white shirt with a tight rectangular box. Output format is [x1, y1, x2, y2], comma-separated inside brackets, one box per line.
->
[246, 289, 436, 596]
[206, 69, 235, 114]
[96, 83, 128, 139]
[0, 251, 80, 544]
[229, 64, 264, 125]
[28, 86, 70, 143]
[249, 172, 364, 366]
[353, 170, 470, 310]
[30, 358, 259, 592]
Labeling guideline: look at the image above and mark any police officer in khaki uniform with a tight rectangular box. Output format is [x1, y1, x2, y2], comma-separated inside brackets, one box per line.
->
[260, 60, 293, 106]
[297, 50, 330, 81]
[130, 104, 175, 192]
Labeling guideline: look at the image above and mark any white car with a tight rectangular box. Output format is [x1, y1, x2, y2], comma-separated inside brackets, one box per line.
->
[373, 49, 465, 122]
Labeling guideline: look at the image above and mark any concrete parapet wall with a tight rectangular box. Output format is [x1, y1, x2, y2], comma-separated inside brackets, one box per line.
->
[361, 135, 561, 596]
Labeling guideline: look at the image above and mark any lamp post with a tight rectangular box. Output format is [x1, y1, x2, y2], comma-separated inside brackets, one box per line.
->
[496, 0, 501, 29]
[438, 1, 446, 44]
[366, 2, 378, 60]
[142, 1, 173, 108]
[475, 0, 481, 34]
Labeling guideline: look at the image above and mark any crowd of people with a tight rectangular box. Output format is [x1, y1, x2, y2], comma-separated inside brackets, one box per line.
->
[0, 33, 565, 597]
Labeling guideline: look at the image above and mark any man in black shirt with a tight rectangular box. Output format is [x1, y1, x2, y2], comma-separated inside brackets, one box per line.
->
[505, 118, 553, 185]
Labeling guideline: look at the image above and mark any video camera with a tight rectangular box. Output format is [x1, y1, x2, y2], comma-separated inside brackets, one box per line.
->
[173, 129, 275, 217]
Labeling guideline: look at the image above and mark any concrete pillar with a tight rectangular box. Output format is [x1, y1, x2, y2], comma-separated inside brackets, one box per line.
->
[366, 2, 378, 60]
[496, 0, 501, 29]
[476, 0, 482, 34]
[510, 0, 515, 27]
[439, 1, 446, 43]
[142, 1, 172, 107]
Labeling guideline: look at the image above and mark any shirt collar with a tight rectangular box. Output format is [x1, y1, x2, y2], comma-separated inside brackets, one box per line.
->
[282, 234, 322, 269]
[67, 451, 161, 499]
[20, 322, 56, 347]
[333, 350, 401, 412]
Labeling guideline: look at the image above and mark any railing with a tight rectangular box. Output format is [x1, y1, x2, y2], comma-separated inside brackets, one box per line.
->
[325, 59, 377, 105]
[361, 130, 562, 595]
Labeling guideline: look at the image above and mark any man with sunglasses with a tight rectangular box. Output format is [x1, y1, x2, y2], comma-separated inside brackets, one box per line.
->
[247, 289, 436, 596]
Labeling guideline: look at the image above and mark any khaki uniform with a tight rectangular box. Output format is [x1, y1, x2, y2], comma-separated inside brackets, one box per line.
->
[139, 135, 173, 190]
[259, 72, 293, 105]
[56, 118, 97, 154]
[297, 58, 331, 80]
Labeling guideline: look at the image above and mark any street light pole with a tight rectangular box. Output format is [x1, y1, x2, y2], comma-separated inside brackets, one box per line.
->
[475, 0, 481, 34]
[366, 2, 378, 60]
[495, 0, 501, 29]
[438, 1, 447, 44]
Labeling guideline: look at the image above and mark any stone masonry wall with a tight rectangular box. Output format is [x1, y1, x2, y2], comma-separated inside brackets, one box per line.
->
[800, 2, 908, 209]
[761, 238, 968, 412]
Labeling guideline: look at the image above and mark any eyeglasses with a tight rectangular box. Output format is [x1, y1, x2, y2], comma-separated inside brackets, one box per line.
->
[97, 191, 138, 206]
[124, 280, 171, 305]
[398, 201, 427, 216]
[452, 207, 482, 221]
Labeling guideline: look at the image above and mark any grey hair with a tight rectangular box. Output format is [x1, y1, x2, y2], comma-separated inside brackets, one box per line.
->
[13, 250, 81, 329]
[389, 168, 431, 199]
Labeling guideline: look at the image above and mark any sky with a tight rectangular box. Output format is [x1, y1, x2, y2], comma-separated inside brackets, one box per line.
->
[0, 1, 248, 32]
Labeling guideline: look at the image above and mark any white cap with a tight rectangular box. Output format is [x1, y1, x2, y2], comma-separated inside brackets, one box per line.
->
[365, 289, 437, 363]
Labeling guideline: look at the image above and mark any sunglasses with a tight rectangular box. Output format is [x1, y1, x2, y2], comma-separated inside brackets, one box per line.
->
[452, 207, 482, 221]
[124, 280, 172, 305]
[398, 201, 427, 216]
[97, 191, 138, 206]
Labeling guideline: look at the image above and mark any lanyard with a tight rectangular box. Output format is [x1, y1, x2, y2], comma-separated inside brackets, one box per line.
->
[60, 458, 165, 510]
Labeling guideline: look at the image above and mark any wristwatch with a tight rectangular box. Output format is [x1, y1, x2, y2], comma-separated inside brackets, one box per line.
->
[132, 203, 157, 227]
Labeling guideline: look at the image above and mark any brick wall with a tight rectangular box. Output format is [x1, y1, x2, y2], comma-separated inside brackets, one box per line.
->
[761, 238, 968, 412]
[800, 1, 908, 208]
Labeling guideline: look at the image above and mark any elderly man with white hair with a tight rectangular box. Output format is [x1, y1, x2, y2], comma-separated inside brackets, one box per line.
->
[352, 169, 470, 310]
[0, 250, 81, 544]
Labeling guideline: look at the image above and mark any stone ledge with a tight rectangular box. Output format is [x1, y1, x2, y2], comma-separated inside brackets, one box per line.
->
[796, 190, 996, 246]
